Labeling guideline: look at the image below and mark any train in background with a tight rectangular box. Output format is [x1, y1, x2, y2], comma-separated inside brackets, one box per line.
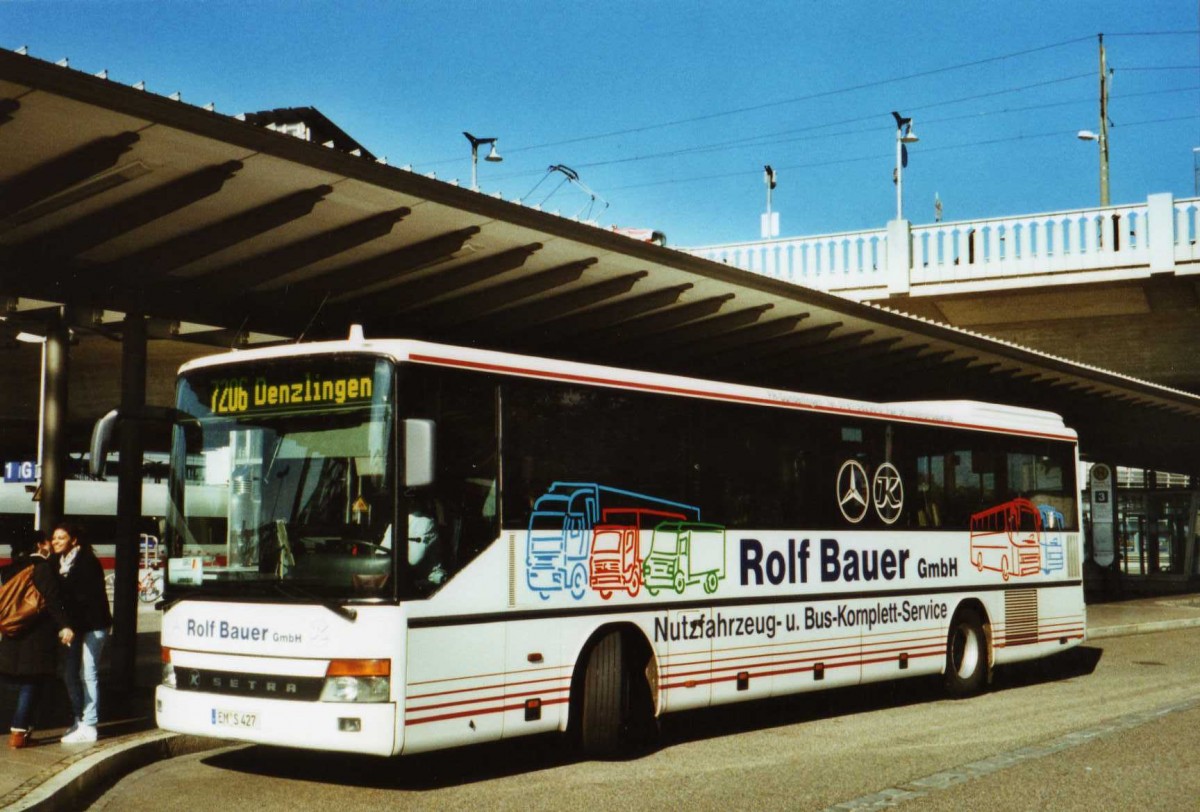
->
[0, 478, 167, 569]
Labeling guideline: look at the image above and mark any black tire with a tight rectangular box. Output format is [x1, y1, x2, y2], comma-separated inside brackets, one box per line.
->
[579, 631, 657, 758]
[943, 606, 987, 697]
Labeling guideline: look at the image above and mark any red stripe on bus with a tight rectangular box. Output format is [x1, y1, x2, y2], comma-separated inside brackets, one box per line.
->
[407, 673, 569, 701]
[996, 630, 1084, 648]
[663, 641, 946, 683]
[0, 557, 114, 568]
[405, 696, 570, 726]
[661, 649, 946, 690]
[407, 685, 570, 715]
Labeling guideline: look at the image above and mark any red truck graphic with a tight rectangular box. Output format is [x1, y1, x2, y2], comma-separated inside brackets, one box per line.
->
[969, 498, 1043, 580]
[589, 508, 687, 599]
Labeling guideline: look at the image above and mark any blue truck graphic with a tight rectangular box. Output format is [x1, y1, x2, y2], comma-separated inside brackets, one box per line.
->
[1037, 504, 1066, 574]
[525, 482, 700, 600]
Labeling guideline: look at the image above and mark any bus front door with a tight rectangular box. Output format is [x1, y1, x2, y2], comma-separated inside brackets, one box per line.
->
[659, 607, 712, 712]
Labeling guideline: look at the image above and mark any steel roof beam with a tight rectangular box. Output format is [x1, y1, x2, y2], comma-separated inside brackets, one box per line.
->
[515, 283, 695, 345]
[849, 350, 958, 397]
[267, 225, 482, 298]
[644, 304, 775, 353]
[699, 321, 843, 377]
[722, 320, 845, 361]
[15, 159, 243, 262]
[94, 185, 335, 284]
[788, 336, 906, 382]
[595, 294, 738, 347]
[408, 258, 598, 326]
[193, 206, 410, 290]
[895, 357, 980, 400]
[813, 343, 932, 391]
[342, 243, 543, 317]
[670, 313, 812, 361]
[463, 271, 650, 338]
[0, 131, 139, 220]
[742, 329, 873, 376]
[0, 98, 18, 127]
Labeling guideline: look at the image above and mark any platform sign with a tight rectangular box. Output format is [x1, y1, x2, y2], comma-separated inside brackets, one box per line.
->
[1090, 463, 1115, 567]
[3, 461, 36, 483]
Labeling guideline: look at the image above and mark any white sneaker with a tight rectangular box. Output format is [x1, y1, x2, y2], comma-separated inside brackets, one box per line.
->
[61, 724, 97, 744]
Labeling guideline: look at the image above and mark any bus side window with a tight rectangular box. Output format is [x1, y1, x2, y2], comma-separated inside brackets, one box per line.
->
[402, 366, 499, 596]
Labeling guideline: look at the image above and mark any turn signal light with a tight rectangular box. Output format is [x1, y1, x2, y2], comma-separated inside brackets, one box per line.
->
[326, 659, 390, 677]
[161, 647, 176, 689]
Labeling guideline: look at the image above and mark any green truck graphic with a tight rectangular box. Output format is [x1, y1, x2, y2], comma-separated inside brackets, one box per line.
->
[642, 521, 727, 596]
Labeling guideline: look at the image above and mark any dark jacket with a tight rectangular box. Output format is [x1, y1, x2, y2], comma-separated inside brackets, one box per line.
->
[0, 556, 73, 678]
[51, 545, 113, 633]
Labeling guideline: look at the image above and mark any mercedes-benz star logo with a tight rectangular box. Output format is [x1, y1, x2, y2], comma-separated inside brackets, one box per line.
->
[872, 462, 904, 524]
[836, 459, 870, 523]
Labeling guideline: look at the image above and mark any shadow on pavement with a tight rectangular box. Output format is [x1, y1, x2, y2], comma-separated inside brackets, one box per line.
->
[201, 733, 575, 790]
[0, 629, 161, 739]
[197, 644, 1105, 791]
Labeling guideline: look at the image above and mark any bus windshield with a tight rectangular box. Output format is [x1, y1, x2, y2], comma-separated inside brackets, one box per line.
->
[165, 356, 395, 601]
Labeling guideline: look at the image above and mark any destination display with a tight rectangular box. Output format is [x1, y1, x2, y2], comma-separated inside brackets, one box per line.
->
[184, 357, 386, 418]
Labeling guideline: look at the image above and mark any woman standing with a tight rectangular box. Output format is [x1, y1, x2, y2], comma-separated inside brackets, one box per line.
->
[0, 535, 73, 748]
[50, 522, 111, 744]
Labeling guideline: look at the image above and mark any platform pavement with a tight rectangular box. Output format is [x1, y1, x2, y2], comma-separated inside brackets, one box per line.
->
[4, 595, 1200, 812]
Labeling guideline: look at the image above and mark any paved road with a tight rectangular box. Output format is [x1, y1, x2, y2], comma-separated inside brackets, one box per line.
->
[89, 628, 1200, 811]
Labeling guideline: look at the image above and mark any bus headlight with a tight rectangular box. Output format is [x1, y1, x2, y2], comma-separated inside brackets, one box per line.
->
[320, 676, 390, 703]
[320, 659, 391, 703]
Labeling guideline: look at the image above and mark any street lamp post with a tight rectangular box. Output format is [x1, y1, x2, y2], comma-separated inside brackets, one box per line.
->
[463, 131, 502, 192]
[891, 112, 919, 221]
[1077, 34, 1111, 206]
[1191, 146, 1198, 198]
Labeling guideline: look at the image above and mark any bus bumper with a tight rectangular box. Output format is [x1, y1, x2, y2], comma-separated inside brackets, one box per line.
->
[156, 685, 398, 756]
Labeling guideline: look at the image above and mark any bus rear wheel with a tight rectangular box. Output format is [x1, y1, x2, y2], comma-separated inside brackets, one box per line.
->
[579, 630, 656, 758]
[943, 606, 987, 697]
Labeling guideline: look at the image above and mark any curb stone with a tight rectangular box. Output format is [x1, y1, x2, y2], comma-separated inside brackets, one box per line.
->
[1, 732, 224, 812]
[1085, 616, 1200, 640]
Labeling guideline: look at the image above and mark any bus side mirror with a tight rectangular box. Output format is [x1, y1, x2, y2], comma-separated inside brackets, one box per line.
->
[88, 409, 121, 478]
[88, 406, 201, 478]
[405, 419, 436, 488]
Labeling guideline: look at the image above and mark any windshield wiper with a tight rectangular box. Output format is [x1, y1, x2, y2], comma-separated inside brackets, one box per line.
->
[271, 581, 358, 622]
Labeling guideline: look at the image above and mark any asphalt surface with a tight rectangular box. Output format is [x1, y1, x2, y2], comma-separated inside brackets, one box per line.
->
[4, 594, 1200, 811]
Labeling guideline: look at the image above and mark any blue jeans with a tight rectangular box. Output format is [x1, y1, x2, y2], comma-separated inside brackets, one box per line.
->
[63, 629, 107, 727]
[3, 676, 43, 731]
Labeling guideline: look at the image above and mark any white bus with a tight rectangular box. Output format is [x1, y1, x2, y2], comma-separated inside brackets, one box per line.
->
[145, 332, 1085, 758]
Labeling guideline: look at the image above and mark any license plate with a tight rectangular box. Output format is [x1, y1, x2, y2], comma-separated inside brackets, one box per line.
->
[212, 709, 260, 729]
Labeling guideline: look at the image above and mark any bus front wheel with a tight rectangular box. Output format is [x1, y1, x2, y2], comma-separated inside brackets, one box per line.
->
[943, 606, 987, 698]
[579, 631, 656, 758]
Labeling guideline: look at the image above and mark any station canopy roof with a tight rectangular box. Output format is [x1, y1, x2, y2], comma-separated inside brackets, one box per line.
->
[1, 49, 1199, 474]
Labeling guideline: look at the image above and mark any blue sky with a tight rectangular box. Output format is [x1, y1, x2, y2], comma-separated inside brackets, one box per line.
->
[1, 1, 1197, 246]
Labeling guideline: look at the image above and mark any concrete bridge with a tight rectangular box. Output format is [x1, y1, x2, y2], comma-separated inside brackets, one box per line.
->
[686, 193, 1200, 391]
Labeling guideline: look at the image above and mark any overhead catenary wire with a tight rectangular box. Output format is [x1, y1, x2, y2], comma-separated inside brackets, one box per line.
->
[603, 112, 1200, 192]
[486, 85, 1200, 187]
[546, 73, 1102, 172]
[484, 72, 1104, 182]
[414, 27, 1200, 220]
[418, 35, 1102, 168]
[499, 35, 1099, 156]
